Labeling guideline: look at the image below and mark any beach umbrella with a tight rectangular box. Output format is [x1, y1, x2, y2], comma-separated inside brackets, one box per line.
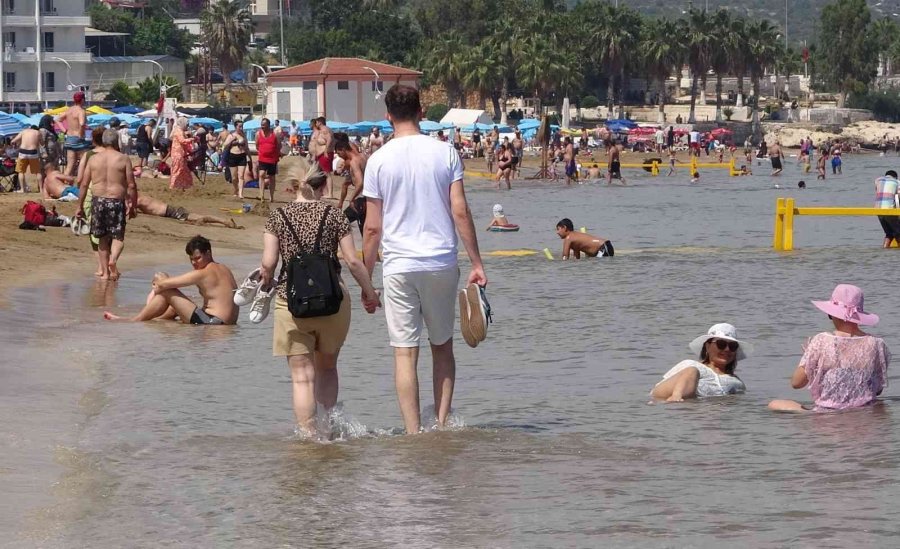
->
[86, 114, 113, 128]
[561, 97, 571, 129]
[326, 121, 350, 131]
[10, 113, 29, 123]
[188, 117, 224, 130]
[348, 121, 376, 134]
[516, 118, 541, 130]
[86, 106, 114, 115]
[462, 122, 510, 132]
[112, 105, 142, 114]
[419, 120, 447, 132]
[44, 105, 69, 115]
[0, 113, 26, 137]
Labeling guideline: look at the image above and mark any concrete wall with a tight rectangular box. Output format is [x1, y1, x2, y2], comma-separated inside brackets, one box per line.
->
[268, 77, 418, 123]
[86, 60, 185, 91]
[324, 79, 357, 123]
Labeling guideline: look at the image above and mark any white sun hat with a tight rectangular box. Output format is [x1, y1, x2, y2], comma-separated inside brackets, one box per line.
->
[688, 323, 753, 361]
[492, 203, 504, 216]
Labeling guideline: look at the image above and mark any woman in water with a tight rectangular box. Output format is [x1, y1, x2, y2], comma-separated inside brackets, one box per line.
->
[495, 143, 512, 190]
[651, 323, 753, 402]
[769, 284, 890, 412]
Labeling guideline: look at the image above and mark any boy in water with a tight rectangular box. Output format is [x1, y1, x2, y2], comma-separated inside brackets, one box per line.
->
[556, 218, 614, 259]
[486, 203, 512, 230]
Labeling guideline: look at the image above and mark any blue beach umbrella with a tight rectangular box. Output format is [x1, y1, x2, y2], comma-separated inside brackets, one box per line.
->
[9, 113, 29, 123]
[0, 113, 26, 137]
[419, 120, 448, 132]
[188, 117, 224, 130]
[326, 121, 350, 131]
[112, 105, 142, 115]
[516, 118, 541, 130]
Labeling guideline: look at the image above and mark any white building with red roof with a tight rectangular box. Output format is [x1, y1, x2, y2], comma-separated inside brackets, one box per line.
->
[265, 57, 421, 123]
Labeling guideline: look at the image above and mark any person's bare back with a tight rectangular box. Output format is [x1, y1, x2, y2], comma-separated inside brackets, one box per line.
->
[193, 262, 239, 323]
[84, 148, 135, 201]
[565, 232, 607, 258]
[63, 105, 86, 138]
[42, 168, 76, 199]
[12, 127, 41, 151]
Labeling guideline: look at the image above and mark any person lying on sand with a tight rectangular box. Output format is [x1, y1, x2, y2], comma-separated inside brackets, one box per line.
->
[136, 195, 243, 229]
[104, 235, 239, 325]
[42, 164, 79, 199]
[556, 218, 614, 259]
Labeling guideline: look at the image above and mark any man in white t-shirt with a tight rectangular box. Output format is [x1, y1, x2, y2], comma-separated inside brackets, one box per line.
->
[689, 130, 700, 156]
[362, 85, 487, 434]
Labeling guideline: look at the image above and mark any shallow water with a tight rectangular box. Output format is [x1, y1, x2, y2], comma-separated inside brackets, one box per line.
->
[5, 153, 900, 547]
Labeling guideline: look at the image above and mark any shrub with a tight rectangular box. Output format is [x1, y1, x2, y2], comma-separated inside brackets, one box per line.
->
[425, 103, 449, 122]
[723, 107, 734, 121]
[581, 95, 600, 109]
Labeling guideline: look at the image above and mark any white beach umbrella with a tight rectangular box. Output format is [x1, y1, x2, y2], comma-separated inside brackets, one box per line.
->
[561, 97, 571, 130]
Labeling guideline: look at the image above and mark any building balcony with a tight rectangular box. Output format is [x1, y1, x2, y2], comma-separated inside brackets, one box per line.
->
[3, 49, 91, 63]
[1, 15, 90, 27]
[2, 90, 72, 102]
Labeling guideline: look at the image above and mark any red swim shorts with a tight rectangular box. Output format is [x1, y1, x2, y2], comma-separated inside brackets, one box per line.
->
[317, 153, 334, 173]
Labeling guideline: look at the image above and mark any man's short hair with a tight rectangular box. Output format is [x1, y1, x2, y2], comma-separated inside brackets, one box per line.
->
[556, 218, 574, 231]
[102, 129, 119, 147]
[316, 116, 326, 125]
[333, 132, 351, 151]
[385, 84, 421, 122]
[186, 235, 211, 256]
[886, 170, 898, 178]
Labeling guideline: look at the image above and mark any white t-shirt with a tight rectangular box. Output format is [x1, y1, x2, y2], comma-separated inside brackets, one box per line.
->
[363, 134, 463, 276]
[689, 131, 700, 144]
[654, 360, 746, 397]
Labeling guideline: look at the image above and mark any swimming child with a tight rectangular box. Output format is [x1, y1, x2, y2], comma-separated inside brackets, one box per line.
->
[556, 218, 613, 258]
[666, 149, 680, 176]
[690, 171, 700, 183]
[798, 180, 806, 189]
[739, 165, 752, 176]
[816, 148, 828, 180]
[768, 284, 890, 412]
[486, 204, 512, 230]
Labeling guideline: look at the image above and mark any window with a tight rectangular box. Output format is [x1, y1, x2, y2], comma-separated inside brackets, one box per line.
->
[3, 31, 14, 50]
[337, 81, 349, 90]
[371, 81, 383, 92]
[2, 0, 13, 15]
[40, 0, 54, 15]
[4, 72, 15, 90]
[43, 72, 54, 92]
[42, 32, 54, 52]
[302, 81, 317, 90]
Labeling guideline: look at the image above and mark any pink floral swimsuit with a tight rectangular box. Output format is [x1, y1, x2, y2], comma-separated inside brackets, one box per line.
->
[800, 333, 890, 410]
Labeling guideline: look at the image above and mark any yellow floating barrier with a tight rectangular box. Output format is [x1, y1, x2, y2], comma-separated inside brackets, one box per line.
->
[464, 170, 495, 179]
[689, 156, 740, 176]
[773, 197, 900, 251]
[486, 249, 539, 257]
[543, 248, 554, 260]
[579, 227, 587, 233]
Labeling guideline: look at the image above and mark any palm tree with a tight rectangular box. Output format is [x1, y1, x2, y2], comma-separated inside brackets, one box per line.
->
[200, 0, 253, 87]
[745, 20, 780, 136]
[423, 35, 468, 108]
[709, 10, 733, 122]
[686, 9, 714, 123]
[872, 18, 899, 76]
[486, 20, 525, 124]
[642, 18, 684, 124]
[590, 5, 640, 120]
[727, 17, 749, 107]
[461, 41, 503, 111]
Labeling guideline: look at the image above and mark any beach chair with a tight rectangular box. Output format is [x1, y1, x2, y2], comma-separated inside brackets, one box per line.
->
[0, 157, 19, 192]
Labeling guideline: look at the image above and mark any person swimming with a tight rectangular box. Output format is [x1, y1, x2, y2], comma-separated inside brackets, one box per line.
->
[556, 218, 613, 258]
[486, 203, 512, 230]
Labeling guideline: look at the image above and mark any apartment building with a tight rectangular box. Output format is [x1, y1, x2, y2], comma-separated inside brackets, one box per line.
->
[0, 0, 92, 107]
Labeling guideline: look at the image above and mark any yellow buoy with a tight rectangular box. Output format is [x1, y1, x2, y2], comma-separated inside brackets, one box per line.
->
[579, 227, 587, 233]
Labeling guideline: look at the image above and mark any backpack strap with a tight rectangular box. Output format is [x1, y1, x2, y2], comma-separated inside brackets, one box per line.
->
[276, 204, 332, 255]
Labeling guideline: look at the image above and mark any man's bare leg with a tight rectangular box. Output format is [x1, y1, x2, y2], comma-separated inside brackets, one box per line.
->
[65, 149, 77, 176]
[186, 213, 243, 228]
[338, 180, 353, 209]
[269, 174, 276, 202]
[394, 346, 421, 434]
[97, 236, 112, 280]
[108, 239, 125, 281]
[431, 340, 455, 427]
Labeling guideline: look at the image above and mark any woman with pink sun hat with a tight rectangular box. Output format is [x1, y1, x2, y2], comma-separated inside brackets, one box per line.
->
[769, 284, 891, 412]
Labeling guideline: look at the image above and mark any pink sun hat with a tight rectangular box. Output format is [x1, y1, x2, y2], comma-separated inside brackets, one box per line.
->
[812, 284, 879, 326]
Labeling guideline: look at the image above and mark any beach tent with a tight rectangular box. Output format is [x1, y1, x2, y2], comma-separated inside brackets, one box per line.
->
[0, 113, 26, 137]
[440, 108, 494, 127]
[112, 105, 143, 114]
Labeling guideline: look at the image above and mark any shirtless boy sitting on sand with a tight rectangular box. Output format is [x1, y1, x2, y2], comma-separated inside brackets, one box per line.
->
[104, 235, 238, 325]
[556, 218, 614, 259]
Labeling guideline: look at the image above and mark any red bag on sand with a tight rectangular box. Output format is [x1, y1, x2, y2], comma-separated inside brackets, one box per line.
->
[22, 200, 47, 226]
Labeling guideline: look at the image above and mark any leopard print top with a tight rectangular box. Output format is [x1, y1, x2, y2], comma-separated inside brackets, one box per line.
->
[264, 201, 351, 299]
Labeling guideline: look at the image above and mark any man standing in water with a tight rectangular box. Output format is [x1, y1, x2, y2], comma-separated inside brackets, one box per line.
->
[874, 170, 900, 248]
[556, 218, 614, 258]
[606, 140, 626, 185]
[563, 137, 576, 185]
[58, 91, 90, 177]
[363, 84, 487, 434]
[104, 235, 238, 324]
[75, 130, 137, 281]
[769, 140, 784, 176]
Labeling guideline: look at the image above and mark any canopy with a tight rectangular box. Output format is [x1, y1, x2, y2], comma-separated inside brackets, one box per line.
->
[243, 118, 293, 132]
[87, 106, 114, 115]
[516, 118, 541, 130]
[440, 108, 494, 127]
[606, 119, 638, 133]
[9, 113, 29, 123]
[326, 121, 349, 131]
[710, 127, 733, 137]
[44, 105, 68, 115]
[420, 120, 450, 132]
[136, 108, 159, 118]
[111, 105, 143, 114]
[0, 113, 26, 137]
[347, 120, 392, 134]
[86, 113, 140, 128]
[629, 127, 657, 135]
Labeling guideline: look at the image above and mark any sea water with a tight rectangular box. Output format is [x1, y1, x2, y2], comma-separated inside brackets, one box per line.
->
[4, 154, 900, 547]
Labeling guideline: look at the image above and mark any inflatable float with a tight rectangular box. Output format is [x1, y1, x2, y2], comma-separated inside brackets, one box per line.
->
[488, 224, 520, 232]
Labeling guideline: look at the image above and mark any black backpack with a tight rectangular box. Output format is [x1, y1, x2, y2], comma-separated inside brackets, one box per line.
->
[277, 205, 343, 318]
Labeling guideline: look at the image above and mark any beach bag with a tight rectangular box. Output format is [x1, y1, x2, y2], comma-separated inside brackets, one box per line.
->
[277, 206, 343, 318]
[21, 200, 47, 226]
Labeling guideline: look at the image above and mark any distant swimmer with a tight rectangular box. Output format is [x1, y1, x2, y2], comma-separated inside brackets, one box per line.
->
[555, 218, 614, 259]
[136, 194, 242, 228]
[606, 141, 626, 185]
[739, 165, 752, 176]
[486, 203, 517, 230]
[769, 141, 784, 176]
[690, 171, 700, 183]
[104, 235, 239, 324]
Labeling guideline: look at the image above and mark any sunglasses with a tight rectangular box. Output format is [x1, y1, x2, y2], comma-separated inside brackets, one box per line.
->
[710, 339, 739, 352]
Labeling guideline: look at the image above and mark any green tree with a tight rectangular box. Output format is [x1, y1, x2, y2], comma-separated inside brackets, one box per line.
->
[201, 0, 254, 85]
[130, 17, 192, 58]
[871, 18, 898, 76]
[589, 4, 641, 119]
[686, 9, 713, 123]
[727, 17, 750, 107]
[105, 81, 139, 105]
[819, 0, 878, 107]
[642, 18, 684, 124]
[88, 3, 135, 34]
[136, 75, 182, 103]
[422, 34, 469, 107]
[709, 10, 733, 122]
[746, 19, 780, 134]
[461, 41, 503, 112]
[484, 19, 525, 124]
